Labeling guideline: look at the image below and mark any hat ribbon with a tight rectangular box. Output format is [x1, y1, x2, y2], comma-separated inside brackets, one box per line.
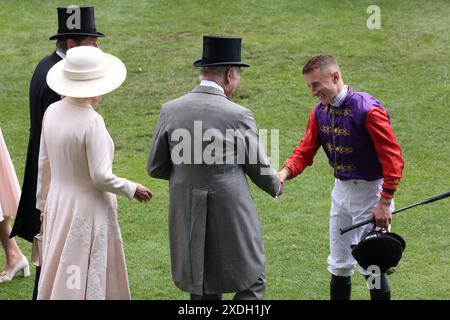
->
[63, 63, 107, 81]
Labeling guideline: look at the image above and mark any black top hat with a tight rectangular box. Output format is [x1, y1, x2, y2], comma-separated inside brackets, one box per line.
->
[352, 230, 406, 274]
[49, 6, 105, 40]
[193, 36, 250, 68]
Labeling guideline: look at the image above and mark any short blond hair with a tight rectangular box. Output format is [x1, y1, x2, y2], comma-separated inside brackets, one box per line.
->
[302, 54, 340, 74]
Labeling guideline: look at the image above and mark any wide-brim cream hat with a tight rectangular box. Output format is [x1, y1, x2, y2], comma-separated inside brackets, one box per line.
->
[47, 46, 126, 98]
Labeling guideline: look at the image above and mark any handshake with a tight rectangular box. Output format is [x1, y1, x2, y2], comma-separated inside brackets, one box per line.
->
[276, 167, 291, 197]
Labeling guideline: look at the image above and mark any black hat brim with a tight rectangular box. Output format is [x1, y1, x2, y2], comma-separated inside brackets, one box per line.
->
[385, 232, 406, 250]
[192, 60, 250, 68]
[352, 236, 404, 273]
[49, 31, 105, 40]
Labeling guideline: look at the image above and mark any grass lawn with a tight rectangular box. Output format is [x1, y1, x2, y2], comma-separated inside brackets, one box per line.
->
[0, 0, 448, 299]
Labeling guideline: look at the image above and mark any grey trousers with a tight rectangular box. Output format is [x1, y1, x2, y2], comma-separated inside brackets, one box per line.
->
[190, 272, 266, 300]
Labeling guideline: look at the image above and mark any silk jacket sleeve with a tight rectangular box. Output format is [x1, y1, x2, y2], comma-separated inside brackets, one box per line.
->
[283, 107, 321, 178]
[366, 107, 404, 196]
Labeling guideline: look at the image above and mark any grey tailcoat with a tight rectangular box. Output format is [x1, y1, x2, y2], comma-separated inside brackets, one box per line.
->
[147, 86, 280, 295]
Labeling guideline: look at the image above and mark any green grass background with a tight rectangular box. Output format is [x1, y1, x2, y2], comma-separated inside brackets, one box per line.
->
[0, 0, 448, 299]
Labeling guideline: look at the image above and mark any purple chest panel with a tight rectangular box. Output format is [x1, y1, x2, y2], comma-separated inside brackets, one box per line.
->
[314, 87, 385, 181]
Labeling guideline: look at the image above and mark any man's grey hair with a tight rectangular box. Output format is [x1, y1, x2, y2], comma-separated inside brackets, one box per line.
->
[199, 66, 239, 82]
[56, 38, 68, 53]
[55, 36, 90, 54]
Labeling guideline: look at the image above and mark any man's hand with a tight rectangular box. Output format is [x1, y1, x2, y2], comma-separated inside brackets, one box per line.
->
[134, 184, 153, 202]
[277, 180, 285, 196]
[278, 167, 291, 184]
[373, 196, 392, 229]
[276, 168, 291, 197]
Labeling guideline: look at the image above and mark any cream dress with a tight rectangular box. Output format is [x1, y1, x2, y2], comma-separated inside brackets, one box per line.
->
[0, 128, 21, 222]
[36, 97, 137, 300]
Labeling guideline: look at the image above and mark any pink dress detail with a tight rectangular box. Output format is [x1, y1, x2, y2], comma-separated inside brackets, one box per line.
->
[0, 128, 21, 222]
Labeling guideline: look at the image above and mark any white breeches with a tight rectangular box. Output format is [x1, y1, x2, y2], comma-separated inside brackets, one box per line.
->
[327, 178, 394, 277]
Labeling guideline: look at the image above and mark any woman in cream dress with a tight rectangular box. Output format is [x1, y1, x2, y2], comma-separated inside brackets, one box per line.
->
[0, 128, 30, 283]
[36, 46, 152, 299]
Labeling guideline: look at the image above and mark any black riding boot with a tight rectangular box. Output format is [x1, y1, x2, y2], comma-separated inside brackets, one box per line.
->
[330, 275, 352, 300]
[365, 273, 391, 300]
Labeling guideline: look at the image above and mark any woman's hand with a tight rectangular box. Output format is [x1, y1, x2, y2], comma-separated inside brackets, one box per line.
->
[134, 184, 153, 202]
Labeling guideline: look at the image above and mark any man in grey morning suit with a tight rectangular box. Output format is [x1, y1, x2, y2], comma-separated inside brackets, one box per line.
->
[147, 36, 282, 300]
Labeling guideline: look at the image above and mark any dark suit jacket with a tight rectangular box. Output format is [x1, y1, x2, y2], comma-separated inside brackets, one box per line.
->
[10, 51, 62, 242]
